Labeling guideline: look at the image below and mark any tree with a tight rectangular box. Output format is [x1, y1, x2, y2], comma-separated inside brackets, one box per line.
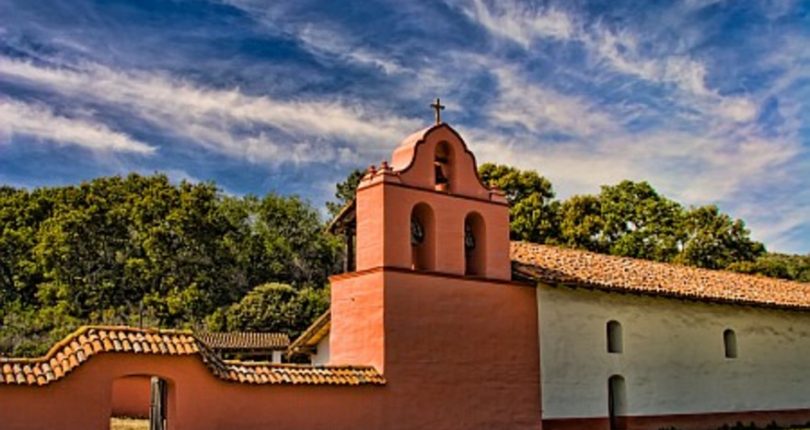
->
[597, 181, 684, 262]
[326, 169, 364, 218]
[558, 194, 606, 252]
[676, 205, 765, 269]
[479, 163, 560, 243]
[221, 283, 329, 338]
[728, 253, 810, 282]
[0, 174, 340, 356]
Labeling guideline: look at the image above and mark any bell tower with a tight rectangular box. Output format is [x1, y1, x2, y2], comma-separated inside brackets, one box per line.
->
[351, 123, 511, 280]
[327, 115, 540, 429]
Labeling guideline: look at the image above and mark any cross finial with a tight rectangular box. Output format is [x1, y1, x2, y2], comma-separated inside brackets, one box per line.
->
[430, 98, 445, 125]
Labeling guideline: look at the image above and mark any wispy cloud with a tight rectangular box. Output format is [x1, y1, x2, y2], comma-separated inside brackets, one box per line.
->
[0, 97, 154, 154]
[1, 0, 807, 252]
[484, 63, 618, 137]
[460, 0, 758, 123]
[461, 0, 576, 47]
[295, 25, 404, 75]
[0, 56, 420, 164]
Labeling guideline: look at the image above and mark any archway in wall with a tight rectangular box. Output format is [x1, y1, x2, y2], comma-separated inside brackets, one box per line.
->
[464, 212, 486, 276]
[608, 375, 626, 430]
[110, 375, 169, 430]
[411, 203, 436, 271]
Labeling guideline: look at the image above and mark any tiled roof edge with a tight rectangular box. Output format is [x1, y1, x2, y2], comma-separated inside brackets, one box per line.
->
[0, 325, 384, 387]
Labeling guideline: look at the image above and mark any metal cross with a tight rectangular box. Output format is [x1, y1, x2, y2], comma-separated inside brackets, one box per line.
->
[430, 98, 445, 124]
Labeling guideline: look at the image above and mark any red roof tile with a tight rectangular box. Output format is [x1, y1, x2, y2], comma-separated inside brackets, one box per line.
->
[0, 326, 384, 387]
[196, 332, 290, 351]
[511, 241, 810, 310]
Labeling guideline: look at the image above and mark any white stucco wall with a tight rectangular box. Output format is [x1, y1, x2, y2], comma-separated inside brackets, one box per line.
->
[538, 284, 810, 419]
[311, 333, 330, 366]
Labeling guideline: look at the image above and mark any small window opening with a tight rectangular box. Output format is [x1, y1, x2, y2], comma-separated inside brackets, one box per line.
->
[607, 320, 623, 353]
[724, 329, 737, 359]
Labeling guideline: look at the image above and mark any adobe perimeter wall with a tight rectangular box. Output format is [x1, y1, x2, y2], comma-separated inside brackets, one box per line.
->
[111, 374, 151, 418]
[0, 353, 383, 430]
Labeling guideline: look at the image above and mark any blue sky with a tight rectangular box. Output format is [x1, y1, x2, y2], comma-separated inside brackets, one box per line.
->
[0, 0, 808, 253]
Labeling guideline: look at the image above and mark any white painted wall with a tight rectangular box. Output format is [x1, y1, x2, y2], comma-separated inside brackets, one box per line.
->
[538, 284, 810, 419]
[311, 333, 330, 366]
[271, 350, 283, 363]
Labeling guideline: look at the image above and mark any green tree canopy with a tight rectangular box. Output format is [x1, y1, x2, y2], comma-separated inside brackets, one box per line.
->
[479, 163, 560, 244]
[216, 283, 329, 338]
[0, 174, 339, 356]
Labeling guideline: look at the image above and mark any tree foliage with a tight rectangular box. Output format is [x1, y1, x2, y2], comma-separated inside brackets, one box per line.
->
[0, 174, 340, 356]
[479, 163, 560, 243]
[211, 283, 329, 338]
[326, 169, 364, 217]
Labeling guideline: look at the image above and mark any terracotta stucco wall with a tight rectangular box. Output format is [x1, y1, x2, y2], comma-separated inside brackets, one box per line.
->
[0, 353, 383, 430]
[330, 269, 542, 430]
[111, 375, 151, 418]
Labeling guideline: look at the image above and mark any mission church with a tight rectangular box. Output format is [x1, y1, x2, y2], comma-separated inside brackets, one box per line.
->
[1, 103, 809, 430]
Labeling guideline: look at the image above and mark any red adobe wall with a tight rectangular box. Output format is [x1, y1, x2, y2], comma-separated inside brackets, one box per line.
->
[111, 375, 151, 418]
[330, 268, 543, 430]
[0, 353, 384, 430]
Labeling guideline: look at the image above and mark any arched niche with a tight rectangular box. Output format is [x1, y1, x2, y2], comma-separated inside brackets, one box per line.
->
[411, 203, 436, 271]
[608, 374, 627, 430]
[434, 141, 455, 192]
[464, 212, 486, 276]
[607, 320, 623, 353]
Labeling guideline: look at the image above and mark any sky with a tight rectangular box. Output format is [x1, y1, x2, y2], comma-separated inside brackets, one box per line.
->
[0, 0, 808, 254]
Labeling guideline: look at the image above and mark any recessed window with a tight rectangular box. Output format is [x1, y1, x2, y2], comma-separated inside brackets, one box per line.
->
[607, 320, 623, 353]
[724, 329, 737, 359]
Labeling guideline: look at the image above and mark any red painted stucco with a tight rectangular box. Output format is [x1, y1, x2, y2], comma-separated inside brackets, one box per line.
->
[111, 375, 151, 418]
[329, 268, 542, 429]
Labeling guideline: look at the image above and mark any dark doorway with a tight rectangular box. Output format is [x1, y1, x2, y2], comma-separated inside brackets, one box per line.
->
[608, 375, 626, 430]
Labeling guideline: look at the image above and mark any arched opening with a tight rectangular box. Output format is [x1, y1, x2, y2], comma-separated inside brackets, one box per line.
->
[411, 203, 436, 271]
[464, 212, 486, 276]
[110, 375, 171, 430]
[608, 375, 627, 430]
[434, 141, 454, 192]
[724, 329, 738, 359]
[607, 320, 623, 353]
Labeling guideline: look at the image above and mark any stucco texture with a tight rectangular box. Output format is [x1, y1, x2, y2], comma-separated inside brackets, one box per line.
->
[537, 284, 810, 428]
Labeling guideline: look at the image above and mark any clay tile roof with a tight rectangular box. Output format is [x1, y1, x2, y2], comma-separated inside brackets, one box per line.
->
[196, 332, 290, 351]
[0, 326, 384, 387]
[511, 241, 810, 310]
